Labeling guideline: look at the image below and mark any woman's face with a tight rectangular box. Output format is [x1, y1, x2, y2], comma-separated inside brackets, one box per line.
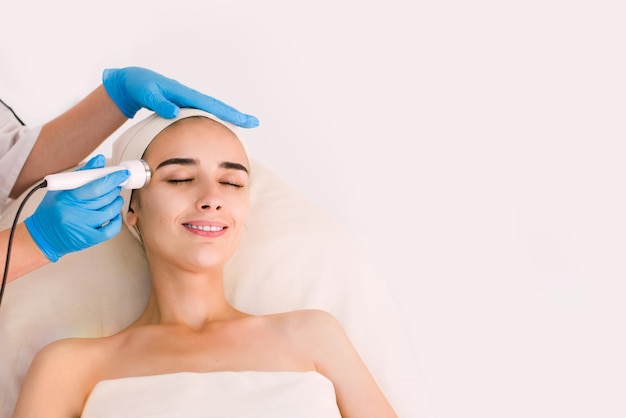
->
[126, 117, 250, 272]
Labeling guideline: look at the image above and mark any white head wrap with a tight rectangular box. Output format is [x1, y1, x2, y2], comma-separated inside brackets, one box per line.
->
[111, 108, 247, 242]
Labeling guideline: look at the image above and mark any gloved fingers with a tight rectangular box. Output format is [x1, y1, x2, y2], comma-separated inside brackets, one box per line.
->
[77, 154, 106, 171]
[49, 212, 122, 254]
[142, 89, 180, 119]
[162, 83, 260, 128]
[66, 170, 129, 203]
[78, 213, 123, 243]
[62, 186, 122, 211]
[79, 195, 126, 229]
[94, 213, 123, 241]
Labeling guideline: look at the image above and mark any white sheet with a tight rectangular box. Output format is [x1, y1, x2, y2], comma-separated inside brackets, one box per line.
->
[81, 371, 341, 418]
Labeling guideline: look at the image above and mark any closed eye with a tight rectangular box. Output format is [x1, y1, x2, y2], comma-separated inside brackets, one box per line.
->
[168, 179, 193, 184]
[220, 181, 244, 188]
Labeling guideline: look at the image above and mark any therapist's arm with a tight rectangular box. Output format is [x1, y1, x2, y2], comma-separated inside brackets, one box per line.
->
[10, 86, 126, 199]
[0, 223, 49, 283]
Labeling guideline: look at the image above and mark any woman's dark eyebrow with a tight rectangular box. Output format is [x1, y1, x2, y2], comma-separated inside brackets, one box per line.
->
[154, 158, 248, 174]
[220, 161, 249, 174]
[155, 158, 198, 171]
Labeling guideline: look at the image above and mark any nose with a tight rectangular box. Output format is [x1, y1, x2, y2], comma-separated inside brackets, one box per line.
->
[197, 184, 223, 211]
[200, 202, 222, 210]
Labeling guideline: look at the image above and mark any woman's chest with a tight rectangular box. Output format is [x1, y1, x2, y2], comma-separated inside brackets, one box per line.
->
[96, 325, 313, 381]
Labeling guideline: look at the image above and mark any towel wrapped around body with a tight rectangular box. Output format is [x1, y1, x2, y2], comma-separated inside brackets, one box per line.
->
[81, 371, 342, 418]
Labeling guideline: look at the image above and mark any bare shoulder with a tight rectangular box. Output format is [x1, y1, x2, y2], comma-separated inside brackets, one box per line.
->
[13, 337, 112, 418]
[268, 309, 350, 354]
[22, 335, 114, 392]
[271, 312, 398, 417]
[28, 337, 96, 373]
[276, 308, 339, 322]
[270, 309, 344, 334]
[31, 335, 112, 369]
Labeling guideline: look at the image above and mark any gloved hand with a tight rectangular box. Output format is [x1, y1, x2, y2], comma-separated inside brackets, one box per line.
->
[102, 66, 259, 128]
[24, 155, 129, 262]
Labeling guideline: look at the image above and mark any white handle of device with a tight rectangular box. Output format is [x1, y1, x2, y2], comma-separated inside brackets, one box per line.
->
[44, 160, 151, 191]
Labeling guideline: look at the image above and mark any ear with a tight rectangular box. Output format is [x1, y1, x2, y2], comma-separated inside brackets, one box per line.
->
[126, 202, 138, 226]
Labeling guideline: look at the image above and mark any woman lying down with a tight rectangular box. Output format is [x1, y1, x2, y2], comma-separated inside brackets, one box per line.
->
[12, 108, 398, 418]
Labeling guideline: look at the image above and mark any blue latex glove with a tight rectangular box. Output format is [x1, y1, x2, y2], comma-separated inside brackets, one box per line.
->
[102, 66, 259, 128]
[24, 155, 129, 262]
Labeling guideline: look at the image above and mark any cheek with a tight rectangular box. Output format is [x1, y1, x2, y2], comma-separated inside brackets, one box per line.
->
[231, 194, 250, 224]
[135, 190, 181, 230]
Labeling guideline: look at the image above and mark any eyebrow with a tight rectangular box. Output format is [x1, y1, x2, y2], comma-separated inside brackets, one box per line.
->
[155, 158, 249, 174]
[155, 158, 197, 170]
[220, 161, 249, 174]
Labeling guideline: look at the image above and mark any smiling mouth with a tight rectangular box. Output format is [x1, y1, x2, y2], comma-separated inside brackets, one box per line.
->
[183, 224, 226, 232]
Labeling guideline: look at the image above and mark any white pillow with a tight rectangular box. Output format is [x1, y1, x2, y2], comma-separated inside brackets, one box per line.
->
[0, 159, 419, 417]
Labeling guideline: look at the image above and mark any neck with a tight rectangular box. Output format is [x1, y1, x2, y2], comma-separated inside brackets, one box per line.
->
[133, 264, 246, 331]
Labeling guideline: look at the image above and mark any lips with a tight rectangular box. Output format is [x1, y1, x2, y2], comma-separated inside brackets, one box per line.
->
[182, 222, 228, 236]
[184, 224, 225, 232]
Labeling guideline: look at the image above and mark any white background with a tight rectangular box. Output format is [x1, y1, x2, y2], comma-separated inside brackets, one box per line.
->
[2, 1, 626, 417]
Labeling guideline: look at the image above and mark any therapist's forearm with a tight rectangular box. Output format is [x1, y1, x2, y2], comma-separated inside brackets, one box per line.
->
[0, 223, 49, 283]
[10, 85, 127, 198]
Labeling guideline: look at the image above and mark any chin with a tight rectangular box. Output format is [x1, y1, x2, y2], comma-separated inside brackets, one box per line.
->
[186, 254, 229, 270]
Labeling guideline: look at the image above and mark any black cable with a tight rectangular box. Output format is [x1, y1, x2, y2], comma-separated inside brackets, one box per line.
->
[0, 181, 47, 309]
[0, 97, 26, 126]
